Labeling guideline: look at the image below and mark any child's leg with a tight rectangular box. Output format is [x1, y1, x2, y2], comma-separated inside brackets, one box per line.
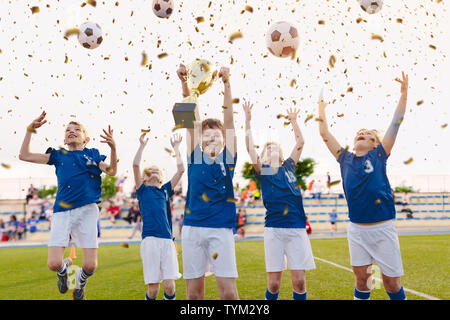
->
[266, 272, 282, 300]
[47, 246, 66, 272]
[382, 275, 406, 300]
[146, 283, 160, 300]
[291, 270, 307, 300]
[162, 279, 176, 300]
[76, 248, 97, 288]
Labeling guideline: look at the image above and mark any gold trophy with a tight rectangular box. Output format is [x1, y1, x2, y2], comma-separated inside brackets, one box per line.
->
[173, 59, 217, 128]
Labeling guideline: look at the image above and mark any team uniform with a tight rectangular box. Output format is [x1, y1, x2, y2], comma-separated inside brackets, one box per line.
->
[256, 158, 315, 274]
[182, 145, 238, 279]
[338, 144, 404, 278]
[137, 181, 181, 285]
[46, 147, 105, 248]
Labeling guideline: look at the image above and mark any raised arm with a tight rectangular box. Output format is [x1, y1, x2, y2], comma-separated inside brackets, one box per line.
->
[99, 125, 118, 176]
[170, 134, 185, 189]
[177, 63, 199, 156]
[219, 67, 237, 158]
[286, 108, 304, 163]
[19, 111, 51, 164]
[243, 101, 261, 173]
[318, 99, 342, 160]
[382, 72, 408, 156]
[132, 133, 148, 190]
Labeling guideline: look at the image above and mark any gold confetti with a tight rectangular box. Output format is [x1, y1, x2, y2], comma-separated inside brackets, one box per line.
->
[106, 167, 114, 174]
[347, 87, 353, 93]
[304, 114, 313, 123]
[26, 126, 37, 133]
[231, 98, 240, 104]
[403, 158, 414, 165]
[87, 0, 97, 6]
[441, 123, 448, 129]
[429, 44, 436, 50]
[245, 5, 253, 13]
[157, 53, 168, 59]
[229, 31, 243, 43]
[201, 193, 210, 202]
[164, 148, 174, 155]
[290, 79, 296, 87]
[147, 108, 154, 114]
[64, 28, 79, 38]
[396, 18, 403, 23]
[185, 207, 191, 214]
[141, 129, 151, 134]
[195, 16, 205, 23]
[59, 201, 73, 209]
[416, 100, 424, 105]
[172, 124, 183, 132]
[64, 55, 68, 64]
[1, 163, 11, 169]
[327, 180, 341, 187]
[374, 199, 381, 205]
[30, 6, 40, 14]
[337, 113, 344, 118]
[329, 55, 336, 68]
[277, 114, 287, 119]
[141, 52, 148, 66]
[120, 242, 129, 248]
[59, 147, 68, 154]
[318, 20, 325, 25]
[212, 252, 218, 260]
[371, 34, 384, 42]
[283, 205, 289, 215]
[227, 198, 238, 203]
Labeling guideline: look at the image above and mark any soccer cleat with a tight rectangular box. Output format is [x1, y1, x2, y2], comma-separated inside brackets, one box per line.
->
[72, 269, 86, 300]
[57, 258, 72, 294]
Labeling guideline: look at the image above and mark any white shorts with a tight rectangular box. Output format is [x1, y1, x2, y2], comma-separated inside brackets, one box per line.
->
[264, 227, 316, 272]
[140, 236, 181, 284]
[347, 220, 404, 277]
[49, 203, 99, 248]
[181, 226, 238, 279]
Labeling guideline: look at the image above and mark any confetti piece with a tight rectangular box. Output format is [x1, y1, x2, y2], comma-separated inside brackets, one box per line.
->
[327, 180, 341, 187]
[172, 124, 183, 132]
[337, 113, 344, 118]
[212, 252, 218, 260]
[283, 205, 289, 215]
[347, 87, 353, 93]
[141, 129, 151, 134]
[64, 28, 79, 38]
[277, 114, 287, 119]
[106, 167, 114, 174]
[290, 79, 296, 87]
[64, 55, 68, 64]
[59, 201, 73, 209]
[26, 126, 37, 133]
[201, 193, 210, 202]
[147, 108, 154, 114]
[229, 31, 243, 43]
[403, 158, 414, 165]
[245, 5, 253, 13]
[120, 242, 129, 248]
[304, 114, 314, 123]
[165, 148, 174, 155]
[329, 55, 336, 68]
[1, 163, 11, 169]
[396, 18, 403, 23]
[441, 123, 448, 129]
[374, 199, 381, 205]
[371, 34, 384, 42]
[416, 100, 424, 105]
[185, 207, 191, 214]
[87, 0, 97, 6]
[157, 53, 168, 59]
[195, 16, 205, 23]
[59, 147, 68, 154]
[429, 44, 437, 50]
[227, 198, 238, 203]
[30, 6, 40, 14]
[231, 98, 240, 104]
[318, 20, 325, 25]
[141, 52, 148, 66]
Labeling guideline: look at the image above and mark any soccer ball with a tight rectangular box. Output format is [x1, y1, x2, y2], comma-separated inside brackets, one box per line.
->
[266, 21, 299, 58]
[359, 0, 383, 14]
[78, 22, 103, 49]
[152, 0, 174, 19]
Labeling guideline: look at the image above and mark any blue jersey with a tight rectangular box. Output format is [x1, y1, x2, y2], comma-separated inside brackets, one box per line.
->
[337, 144, 395, 223]
[137, 181, 174, 240]
[184, 145, 237, 228]
[256, 158, 306, 228]
[47, 147, 106, 213]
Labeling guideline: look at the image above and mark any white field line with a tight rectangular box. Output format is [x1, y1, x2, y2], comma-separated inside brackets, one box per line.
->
[314, 256, 441, 300]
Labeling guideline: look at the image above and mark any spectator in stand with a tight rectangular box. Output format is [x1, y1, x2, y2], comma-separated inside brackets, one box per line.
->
[305, 216, 312, 235]
[107, 200, 121, 224]
[26, 184, 38, 204]
[329, 209, 338, 232]
[326, 172, 331, 193]
[312, 179, 324, 205]
[233, 186, 241, 204]
[241, 188, 249, 207]
[7, 215, 20, 241]
[28, 214, 38, 233]
[17, 217, 27, 240]
[235, 208, 247, 238]
[400, 192, 413, 219]
[114, 186, 127, 208]
[41, 196, 53, 220]
[27, 193, 43, 219]
[0, 219, 7, 241]
[128, 204, 142, 239]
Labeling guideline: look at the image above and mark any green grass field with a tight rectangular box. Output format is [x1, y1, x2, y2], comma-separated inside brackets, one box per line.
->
[0, 234, 448, 300]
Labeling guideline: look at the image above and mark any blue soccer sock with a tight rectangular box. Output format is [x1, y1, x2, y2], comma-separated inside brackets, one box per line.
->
[164, 291, 176, 300]
[293, 290, 307, 300]
[145, 292, 156, 300]
[354, 288, 371, 300]
[387, 287, 407, 300]
[78, 268, 94, 289]
[265, 288, 279, 300]
[56, 262, 68, 276]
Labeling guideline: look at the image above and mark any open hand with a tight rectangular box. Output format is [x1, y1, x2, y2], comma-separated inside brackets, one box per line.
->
[170, 134, 182, 149]
[218, 67, 230, 83]
[138, 133, 149, 148]
[242, 101, 253, 121]
[287, 108, 300, 123]
[100, 125, 116, 149]
[177, 64, 188, 82]
[29, 111, 47, 129]
[395, 72, 409, 96]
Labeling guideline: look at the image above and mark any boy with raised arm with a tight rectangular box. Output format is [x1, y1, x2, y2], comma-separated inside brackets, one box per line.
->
[243, 102, 315, 300]
[19, 111, 117, 300]
[317, 72, 409, 300]
[177, 63, 239, 300]
[133, 133, 184, 300]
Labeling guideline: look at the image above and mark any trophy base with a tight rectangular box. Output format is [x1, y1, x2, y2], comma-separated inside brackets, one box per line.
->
[172, 102, 200, 129]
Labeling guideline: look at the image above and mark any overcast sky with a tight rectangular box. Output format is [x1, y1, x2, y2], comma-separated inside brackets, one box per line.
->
[0, 0, 449, 194]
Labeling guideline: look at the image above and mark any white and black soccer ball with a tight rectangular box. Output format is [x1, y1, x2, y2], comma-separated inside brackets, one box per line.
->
[266, 21, 299, 58]
[152, 0, 174, 19]
[359, 0, 383, 14]
[78, 21, 103, 50]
